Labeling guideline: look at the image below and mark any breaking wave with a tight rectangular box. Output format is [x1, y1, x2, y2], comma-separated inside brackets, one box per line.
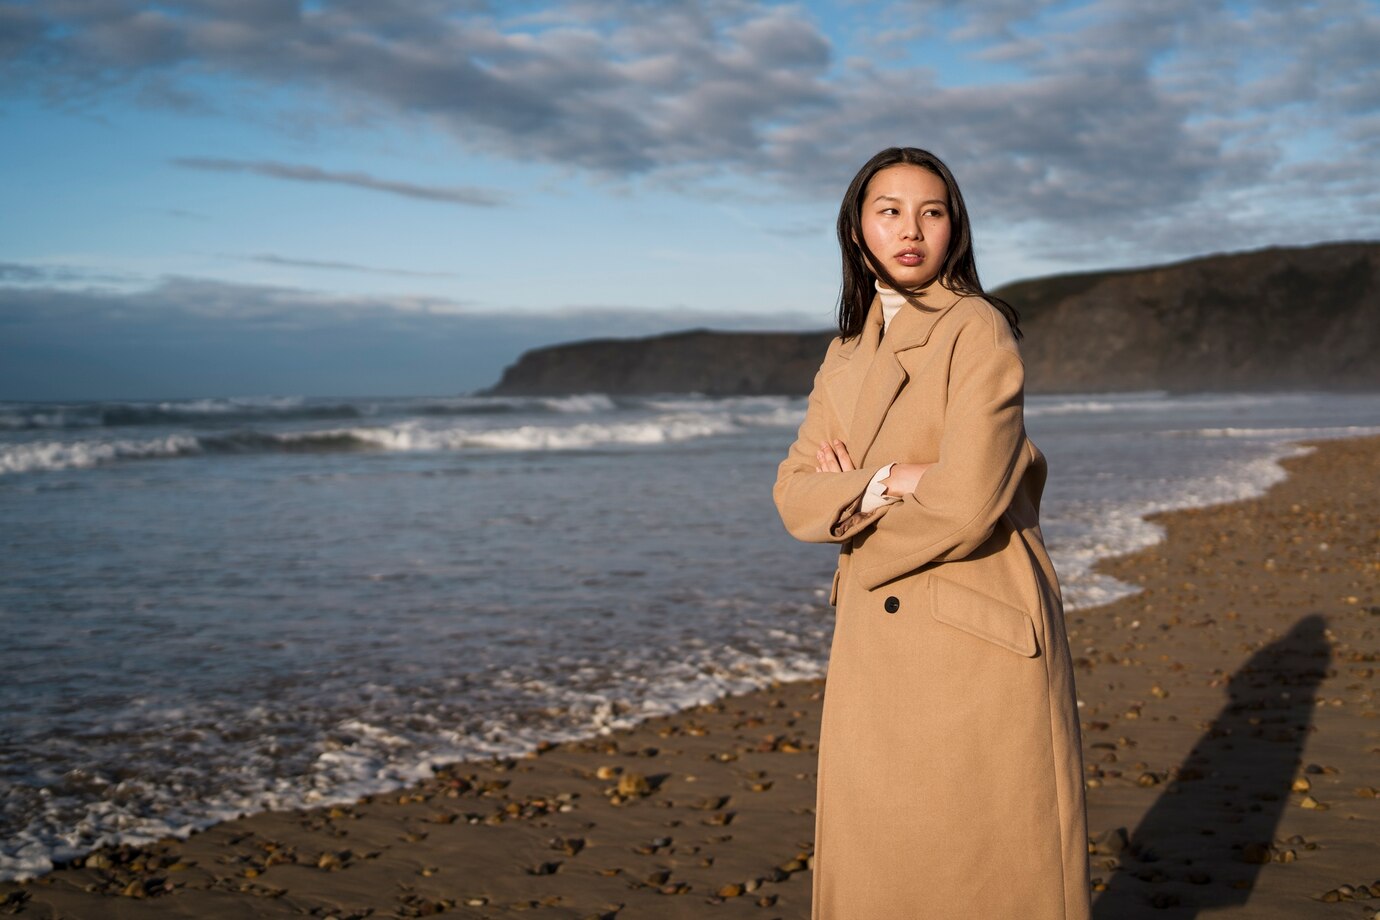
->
[0, 394, 622, 431]
[0, 414, 753, 474]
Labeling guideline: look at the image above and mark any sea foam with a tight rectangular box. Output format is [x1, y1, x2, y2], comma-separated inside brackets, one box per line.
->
[0, 411, 758, 475]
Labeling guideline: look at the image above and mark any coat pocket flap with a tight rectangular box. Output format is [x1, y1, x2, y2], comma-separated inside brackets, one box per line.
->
[929, 574, 1039, 657]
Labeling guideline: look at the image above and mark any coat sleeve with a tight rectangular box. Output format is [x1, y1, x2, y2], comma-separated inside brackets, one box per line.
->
[850, 307, 1032, 589]
[773, 342, 893, 543]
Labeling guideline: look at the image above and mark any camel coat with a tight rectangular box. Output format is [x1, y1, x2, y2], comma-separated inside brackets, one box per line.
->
[773, 284, 1091, 919]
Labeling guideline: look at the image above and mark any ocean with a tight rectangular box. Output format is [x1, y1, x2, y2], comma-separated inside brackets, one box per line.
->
[3, 388, 1379, 880]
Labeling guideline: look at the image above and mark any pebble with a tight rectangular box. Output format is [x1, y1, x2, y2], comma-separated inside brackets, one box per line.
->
[1088, 828, 1130, 857]
[616, 772, 651, 797]
[550, 836, 585, 856]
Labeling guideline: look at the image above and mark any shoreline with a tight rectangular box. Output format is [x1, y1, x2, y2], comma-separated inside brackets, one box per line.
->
[0, 431, 1318, 883]
[4, 433, 1378, 918]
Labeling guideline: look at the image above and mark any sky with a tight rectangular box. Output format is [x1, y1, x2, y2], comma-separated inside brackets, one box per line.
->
[2, 0, 1378, 400]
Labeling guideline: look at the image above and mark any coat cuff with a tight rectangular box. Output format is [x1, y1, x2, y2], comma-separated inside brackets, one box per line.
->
[860, 462, 901, 513]
[830, 463, 900, 540]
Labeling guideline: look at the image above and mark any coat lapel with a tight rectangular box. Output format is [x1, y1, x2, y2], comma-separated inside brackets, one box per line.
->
[821, 294, 880, 436]
[824, 283, 967, 465]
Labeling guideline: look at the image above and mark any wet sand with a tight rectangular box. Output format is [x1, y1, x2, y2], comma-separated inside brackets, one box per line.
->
[4, 434, 1377, 919]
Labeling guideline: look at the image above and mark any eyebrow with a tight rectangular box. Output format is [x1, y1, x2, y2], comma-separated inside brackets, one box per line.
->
[872, 195, 947, 206]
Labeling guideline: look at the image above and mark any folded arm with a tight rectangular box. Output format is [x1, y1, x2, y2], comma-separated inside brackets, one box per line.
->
[850, 311, 1031, 590]
[772, 354, 894, 543]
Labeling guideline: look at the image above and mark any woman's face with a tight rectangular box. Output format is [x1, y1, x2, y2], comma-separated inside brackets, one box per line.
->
[858, 164, 952, 290]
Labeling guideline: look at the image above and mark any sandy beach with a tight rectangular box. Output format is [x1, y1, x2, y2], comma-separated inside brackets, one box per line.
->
[3, 433, 1377, 920]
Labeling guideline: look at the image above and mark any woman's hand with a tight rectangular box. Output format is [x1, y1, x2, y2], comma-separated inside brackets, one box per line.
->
[815, 439, 855, 472]
[816, 441, 934, 497]
[883, 462, 934, 497]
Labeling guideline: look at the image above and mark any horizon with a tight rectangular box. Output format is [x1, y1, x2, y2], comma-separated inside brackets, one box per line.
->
[4, 237, 1379, 403]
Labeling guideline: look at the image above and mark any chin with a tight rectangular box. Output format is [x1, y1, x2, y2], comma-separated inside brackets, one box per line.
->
[892, 271, 941, 290]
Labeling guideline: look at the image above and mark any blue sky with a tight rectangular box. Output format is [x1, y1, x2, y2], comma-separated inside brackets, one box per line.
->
[2, 0, 1378, 399]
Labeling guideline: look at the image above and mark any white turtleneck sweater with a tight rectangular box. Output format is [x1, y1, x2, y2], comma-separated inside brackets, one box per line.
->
[877, 278, 908, 334]
[859, 281, 908, 513]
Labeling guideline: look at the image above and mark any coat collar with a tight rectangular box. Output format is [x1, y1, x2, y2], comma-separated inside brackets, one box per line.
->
[825, 281, 966, 464]
[836, 281, 966, 359]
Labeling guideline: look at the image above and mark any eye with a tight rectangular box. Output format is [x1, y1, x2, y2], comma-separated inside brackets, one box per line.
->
[924, 207, 947, 218]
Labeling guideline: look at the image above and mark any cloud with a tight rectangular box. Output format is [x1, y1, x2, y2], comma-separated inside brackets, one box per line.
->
[0, 271, 820, 333]
[2, 0, 1376, 261]
[0, 1, 835, 174]
[0, 271, 826, 398]
[224, 253, 463, 279]
[0, 260, 148, 285]
[0, 262, 51, 283]
[158, 206, 212, 220]
[170, 157, 506, 206]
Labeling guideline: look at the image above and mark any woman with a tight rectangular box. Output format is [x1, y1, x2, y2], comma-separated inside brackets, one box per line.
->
[773, 148, 1091, 919]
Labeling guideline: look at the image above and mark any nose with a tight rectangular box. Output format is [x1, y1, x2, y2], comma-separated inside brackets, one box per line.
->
[900, 212, 924, 241]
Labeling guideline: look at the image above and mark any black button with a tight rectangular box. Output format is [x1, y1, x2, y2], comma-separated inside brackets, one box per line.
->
[883, 596, 900, 613]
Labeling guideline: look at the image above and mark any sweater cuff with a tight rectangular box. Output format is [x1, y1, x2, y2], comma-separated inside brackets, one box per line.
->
[860, 462, 901, 513]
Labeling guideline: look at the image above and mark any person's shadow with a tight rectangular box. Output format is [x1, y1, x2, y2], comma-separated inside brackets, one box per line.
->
[1091, 614, 1330, 918]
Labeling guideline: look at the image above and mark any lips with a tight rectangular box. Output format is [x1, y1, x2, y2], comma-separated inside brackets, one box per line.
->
[894, 248, 925, 266]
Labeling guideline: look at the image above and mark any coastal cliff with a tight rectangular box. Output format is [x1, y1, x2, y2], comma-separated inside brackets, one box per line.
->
[482, 329, 836, 397]
[484, 242, 1380, 395]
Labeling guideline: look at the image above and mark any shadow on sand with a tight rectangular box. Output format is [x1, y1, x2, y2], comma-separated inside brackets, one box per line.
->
[1091, 614, 1331, 919]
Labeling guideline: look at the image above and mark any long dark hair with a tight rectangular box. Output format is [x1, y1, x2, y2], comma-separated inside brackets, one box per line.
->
[835, 147, 1020, 341]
